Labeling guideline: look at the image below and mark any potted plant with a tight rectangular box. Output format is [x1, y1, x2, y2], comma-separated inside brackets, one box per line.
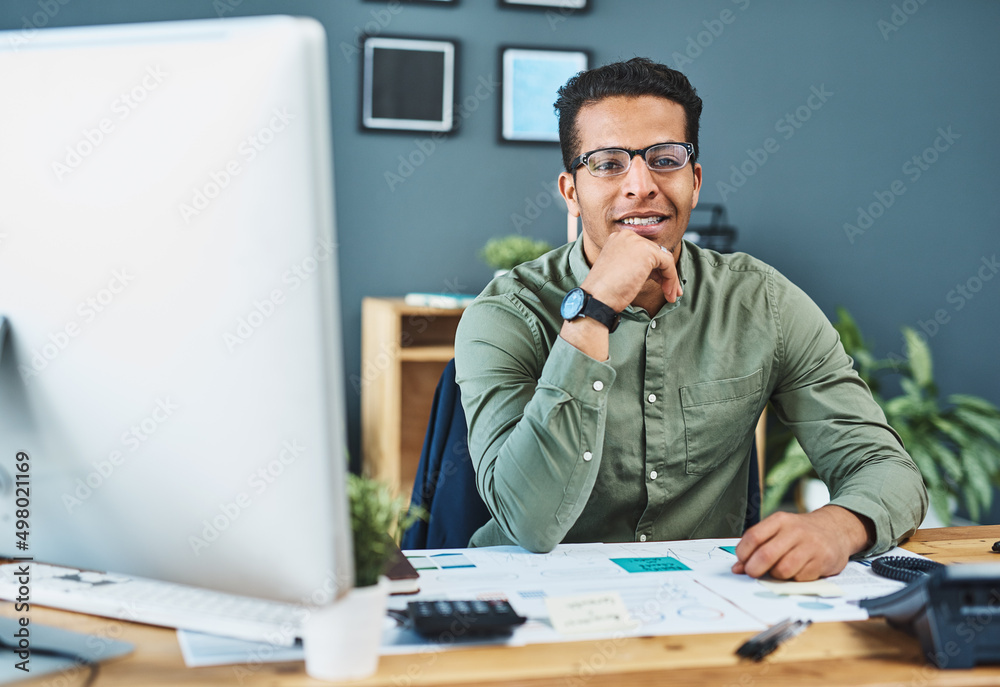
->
[303, 473, 424, 681]
[479, 235, 553, 278]
[764, 307, 1000, 525]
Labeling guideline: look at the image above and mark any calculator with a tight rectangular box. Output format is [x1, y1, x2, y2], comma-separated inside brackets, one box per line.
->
[406, 599, 527, 639]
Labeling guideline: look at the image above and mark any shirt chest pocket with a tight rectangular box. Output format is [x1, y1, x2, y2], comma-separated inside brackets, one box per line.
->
[680, 369, 764, 475]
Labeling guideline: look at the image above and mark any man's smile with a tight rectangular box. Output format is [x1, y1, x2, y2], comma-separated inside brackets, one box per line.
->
[615, 211, 671, 237]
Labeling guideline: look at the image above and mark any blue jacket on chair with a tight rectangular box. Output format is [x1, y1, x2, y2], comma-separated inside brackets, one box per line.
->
[401, 359, 491, 550]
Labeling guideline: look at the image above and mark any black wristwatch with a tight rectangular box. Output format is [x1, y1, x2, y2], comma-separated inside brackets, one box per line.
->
[560, 287, 621, 332]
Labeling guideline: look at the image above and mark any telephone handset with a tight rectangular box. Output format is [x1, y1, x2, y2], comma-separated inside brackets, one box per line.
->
[861, 561, 1000, 668]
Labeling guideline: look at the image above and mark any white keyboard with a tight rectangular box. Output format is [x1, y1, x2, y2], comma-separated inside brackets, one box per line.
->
[0, 562, 304, 646]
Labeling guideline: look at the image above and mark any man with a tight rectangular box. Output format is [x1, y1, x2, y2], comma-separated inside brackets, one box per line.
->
[454, 57, 927, 580]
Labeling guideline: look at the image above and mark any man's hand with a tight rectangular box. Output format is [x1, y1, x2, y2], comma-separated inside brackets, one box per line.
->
[581, 230, 683, 312]
[732, 505, 875, 581]
[561, 231, 682, 361]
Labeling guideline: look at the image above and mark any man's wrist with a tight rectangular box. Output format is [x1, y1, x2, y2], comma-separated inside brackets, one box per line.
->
[559, 318, 609, 362]
[561, 287, 621, 332]
[818, 504, 875, 555]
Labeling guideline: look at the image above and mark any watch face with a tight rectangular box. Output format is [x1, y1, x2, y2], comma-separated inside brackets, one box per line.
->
[561, 288, 585, 319]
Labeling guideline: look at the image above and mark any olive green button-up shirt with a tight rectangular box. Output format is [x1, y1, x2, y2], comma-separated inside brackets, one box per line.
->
[454, 239, 927, 553]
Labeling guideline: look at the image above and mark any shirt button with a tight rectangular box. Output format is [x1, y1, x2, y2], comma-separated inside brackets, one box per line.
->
[593, 380, 604, 391]
[647, 393, 656, 403]
[583, 451, 593, 462]
[639, 534, 647, 542]
[650, 470, 658, 480]
[650, 320, 657, 329]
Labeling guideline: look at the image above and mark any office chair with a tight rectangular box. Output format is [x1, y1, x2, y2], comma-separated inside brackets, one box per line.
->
[401, 359, 490, 550]
[402, 359, 763, 549]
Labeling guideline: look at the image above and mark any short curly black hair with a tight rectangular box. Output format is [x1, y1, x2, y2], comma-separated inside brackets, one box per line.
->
[554, 57, 703, 173]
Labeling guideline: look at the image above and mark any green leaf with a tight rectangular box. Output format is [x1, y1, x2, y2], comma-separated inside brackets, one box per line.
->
[900, 377, 924, 401]
[885, 395, 922, 420]
[948, 394, 1000, 418]
[833, 306, 863, 351]
[348, 473, 427, 587]
[907, 441, 941, 490]
[972, 436, 1000, 474]
[955, 408, 1000, 445]
[923, 439, 963, 484]
[902, 327, 933, 390]
[960, 444, 992, 522]
[928, 484, 952, 525]
[479, 235, 553, 271]
[931, 415, 974, 450]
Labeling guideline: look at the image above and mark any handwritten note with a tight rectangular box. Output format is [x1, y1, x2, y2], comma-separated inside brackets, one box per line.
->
[758, 579, 845, 597]
[610, 557, 691, 573]
[545, 592, 637, 635]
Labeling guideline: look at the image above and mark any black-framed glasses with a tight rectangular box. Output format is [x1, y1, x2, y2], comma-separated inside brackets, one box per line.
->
[571, 142, 694, 177]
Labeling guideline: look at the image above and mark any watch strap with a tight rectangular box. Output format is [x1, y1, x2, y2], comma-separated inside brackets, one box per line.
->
[574, 291, 620, 332]
[581, 294, 620, 333]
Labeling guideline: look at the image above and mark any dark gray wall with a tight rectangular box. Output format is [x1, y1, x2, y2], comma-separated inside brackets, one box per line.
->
[3, 1, 998, 495]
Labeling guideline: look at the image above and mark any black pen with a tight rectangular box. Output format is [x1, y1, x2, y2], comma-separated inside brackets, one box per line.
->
[736, 618, 812, 661]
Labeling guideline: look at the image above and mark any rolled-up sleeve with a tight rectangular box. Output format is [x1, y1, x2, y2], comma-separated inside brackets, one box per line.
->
[768, 274, 928, 555]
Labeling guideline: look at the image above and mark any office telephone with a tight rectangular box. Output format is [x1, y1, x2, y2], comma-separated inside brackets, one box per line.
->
[861, 562, 1000, 668]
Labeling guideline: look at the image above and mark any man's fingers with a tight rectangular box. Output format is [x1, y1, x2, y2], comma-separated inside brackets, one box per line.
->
[733, 509, 861, 580]
[733, 513, 801, 578]
[656, 246, 683, 302]
[734, 514, 782, 561]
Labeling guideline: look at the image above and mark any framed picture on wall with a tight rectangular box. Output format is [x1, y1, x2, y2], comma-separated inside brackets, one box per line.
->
[365, 0, 457, 4]
[499, 0, 589, 11]
[361, 36, 457, 133]
[499, 46, 589, 143]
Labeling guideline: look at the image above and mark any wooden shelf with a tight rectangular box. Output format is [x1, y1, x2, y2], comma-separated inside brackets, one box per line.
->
[399, 345, 456, 362]
[361, 298, 467, 500]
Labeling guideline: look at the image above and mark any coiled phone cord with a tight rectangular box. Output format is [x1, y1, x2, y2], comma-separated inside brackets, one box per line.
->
[871, 555, 945, 583]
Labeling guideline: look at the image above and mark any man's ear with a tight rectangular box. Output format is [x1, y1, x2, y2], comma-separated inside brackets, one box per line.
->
[558, 171, 581, 218]
[690, 162, 702, 210]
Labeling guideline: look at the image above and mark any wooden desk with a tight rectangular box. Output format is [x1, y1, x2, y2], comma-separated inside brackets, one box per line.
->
[6, 526, 1000, 686]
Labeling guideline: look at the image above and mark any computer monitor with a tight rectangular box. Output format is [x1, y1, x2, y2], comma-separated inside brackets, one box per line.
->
[0, 16, 352, 606]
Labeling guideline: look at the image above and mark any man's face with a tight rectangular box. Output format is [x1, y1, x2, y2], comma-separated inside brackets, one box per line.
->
[559, 95, 702, 265]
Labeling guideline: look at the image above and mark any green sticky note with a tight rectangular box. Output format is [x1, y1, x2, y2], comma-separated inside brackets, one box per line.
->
[611, 557, 690, 573]
[720, 546, 737, 555]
